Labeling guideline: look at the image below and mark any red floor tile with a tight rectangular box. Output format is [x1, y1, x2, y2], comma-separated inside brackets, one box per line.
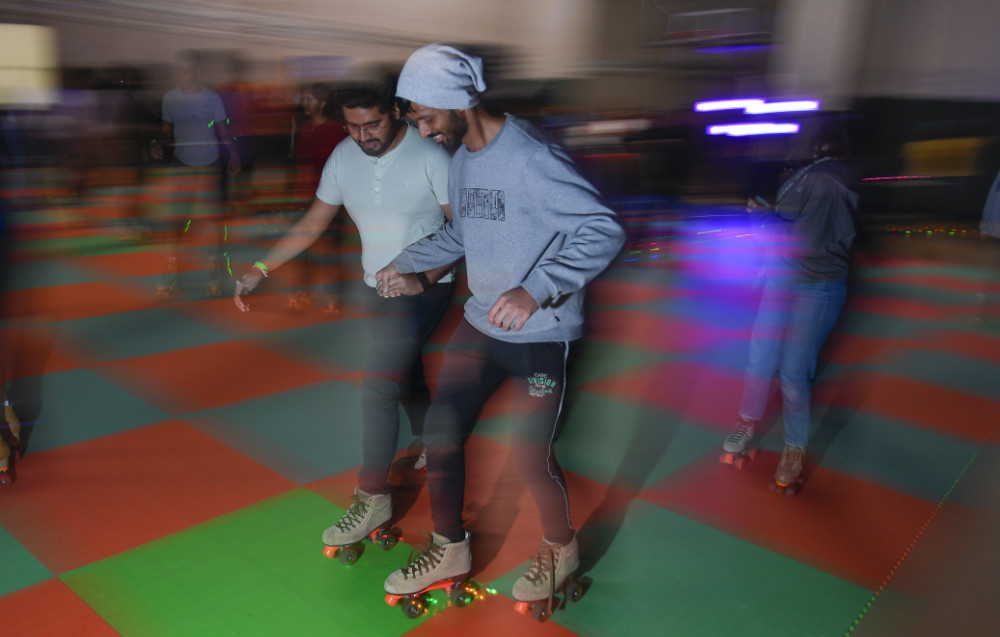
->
[0, 579, 119, 637]
[0, 324, 79, 379]
[824, 330, 1000, 366]
[640, 452, 936, 590]
[587, 309, 744, 354]
[814, 372, 1000, 442]
[587, 279, 675, 306]
[1, 281, 150, 321]
[96, 339, 330, 414]
[0, 420, 295, 573]
[68, 250, 203, 278]
[175, 292, 372, 336]
[847, 294, 966, 321]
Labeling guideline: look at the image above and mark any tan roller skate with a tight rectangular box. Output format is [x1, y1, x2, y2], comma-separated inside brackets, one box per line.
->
[0, 403, 22, 488]
[384, 531, 479, 619]
[720, 417, 759, 469]
[321, 488, 397, 564]
[770, 444, 805, 497]
[513, 535, 584, 622]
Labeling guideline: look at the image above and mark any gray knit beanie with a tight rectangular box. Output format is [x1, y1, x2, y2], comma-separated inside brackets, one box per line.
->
[396, 43, 486, 109]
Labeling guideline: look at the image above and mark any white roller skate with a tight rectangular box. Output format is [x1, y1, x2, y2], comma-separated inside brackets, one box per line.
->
[512, 535, 584, 622]
[384, 531, 479, 619]
[321, 488, 396, 564]
[720, 418, 759, 469]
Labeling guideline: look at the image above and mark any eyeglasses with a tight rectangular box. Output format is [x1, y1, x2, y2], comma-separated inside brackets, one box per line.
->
[343, 119, 388, 136]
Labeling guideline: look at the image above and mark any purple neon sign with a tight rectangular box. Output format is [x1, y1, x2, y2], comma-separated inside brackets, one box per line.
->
[707, 123, 801, 137]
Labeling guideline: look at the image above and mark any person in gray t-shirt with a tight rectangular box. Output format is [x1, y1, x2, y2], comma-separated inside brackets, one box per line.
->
[149, 51, 241, 297]
[234, 76, 456, 561]
[378, 44, 625, 613]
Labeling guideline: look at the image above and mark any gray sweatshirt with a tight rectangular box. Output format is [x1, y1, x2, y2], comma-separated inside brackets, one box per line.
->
[393, 115, 625, 343]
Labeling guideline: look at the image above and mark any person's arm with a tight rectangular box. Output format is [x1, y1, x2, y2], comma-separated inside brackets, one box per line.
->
[233, 198, 341, 311]
[213, 119, 241, 176]
[149, 121, 172, 160]
[375, 204, 458, 297]
[516, 146, 626, 311]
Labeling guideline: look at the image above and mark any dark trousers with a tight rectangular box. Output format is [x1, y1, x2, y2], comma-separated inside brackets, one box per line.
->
[426, 318, 575, 545]
[357, 281, 453, 494]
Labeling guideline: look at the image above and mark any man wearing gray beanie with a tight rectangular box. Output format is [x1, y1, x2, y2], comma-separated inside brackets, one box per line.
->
[379, 43, 625, 619]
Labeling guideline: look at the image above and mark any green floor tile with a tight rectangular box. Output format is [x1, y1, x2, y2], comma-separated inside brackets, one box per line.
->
[58, 308, 232, 363]
[25, 369, 169, 452]
[62, 489, 422, 636]
[251, 318, 372, 373]
[555, 392, 723, 489]
[810, 407, 980, 503]
[490, 500, 870, 637]
[185, 380, 402, 485]
[0, 525, 53, 596]
[4, 259, 101, 290]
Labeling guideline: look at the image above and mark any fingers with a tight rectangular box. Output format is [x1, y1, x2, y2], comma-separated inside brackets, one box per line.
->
[233, 283, 249, 312]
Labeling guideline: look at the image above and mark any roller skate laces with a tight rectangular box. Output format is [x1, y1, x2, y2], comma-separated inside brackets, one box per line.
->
[722, 419, 755, 454]
[400, 531, 448, 581]
[775, 445, 805, 486]
[323, 488, 391, 546]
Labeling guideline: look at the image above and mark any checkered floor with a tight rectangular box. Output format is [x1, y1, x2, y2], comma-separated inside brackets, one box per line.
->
[1, 172, 998, 636]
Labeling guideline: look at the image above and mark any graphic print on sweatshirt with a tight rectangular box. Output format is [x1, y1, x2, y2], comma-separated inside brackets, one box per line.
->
[459, 188, 505, 221]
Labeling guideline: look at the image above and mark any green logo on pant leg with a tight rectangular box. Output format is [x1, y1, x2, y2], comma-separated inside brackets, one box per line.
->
[527, 373, 557, 398]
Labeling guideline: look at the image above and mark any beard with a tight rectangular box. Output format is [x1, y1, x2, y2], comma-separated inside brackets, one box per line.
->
[354, 121, 404, 157]
[434, 111, 468, 152]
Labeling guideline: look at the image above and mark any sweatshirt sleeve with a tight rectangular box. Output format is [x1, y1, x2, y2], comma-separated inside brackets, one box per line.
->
[519, 145, 626, 305]
[393, 219, 465, 274]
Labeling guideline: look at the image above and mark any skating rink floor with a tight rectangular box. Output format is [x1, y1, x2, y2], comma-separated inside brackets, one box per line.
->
[2, 170, 998, 636]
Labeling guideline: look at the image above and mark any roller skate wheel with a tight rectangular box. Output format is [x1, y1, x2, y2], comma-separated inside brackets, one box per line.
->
[734, 456, 747, 469]
[378, 532, 397, 550]
[565, 579, 584, 603]
[338, 545, 359, 565]
[530, 601, 551, 622]
[400, 596, 427, 619]
[453, 581, 479, 608]
[514, 601, 532, 616]
[321, 545, 337, 559]
[0, 472, 12, 488]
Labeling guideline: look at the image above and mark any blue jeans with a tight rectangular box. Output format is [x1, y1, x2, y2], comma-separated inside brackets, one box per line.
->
[738, 277, 847, 448]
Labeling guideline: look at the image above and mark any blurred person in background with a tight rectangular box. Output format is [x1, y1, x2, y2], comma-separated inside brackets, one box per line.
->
[721, 128, 858, 493]
[149, 51, 240, 296]
[379, 44, 625, 616]
[232, 73, 455, 553]
[0, 202, 21, 488]
[286, 82, 346, 313]
[974, 166, 1000, 325]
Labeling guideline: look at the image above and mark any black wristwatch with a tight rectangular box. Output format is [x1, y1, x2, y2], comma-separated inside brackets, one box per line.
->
[415, 272, 431, 291]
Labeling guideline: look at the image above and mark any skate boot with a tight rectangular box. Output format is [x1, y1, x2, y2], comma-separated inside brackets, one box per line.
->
[0, 407, 19, 488]
[413, 447, 427, 471]
[720, 418, 758, 469]
[771, 444, 805, 496]
[321, 488, 396, 564]
[0, 440, 12, 488]
[513, 535, 584, 622]
[384, 531, 478, 618]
